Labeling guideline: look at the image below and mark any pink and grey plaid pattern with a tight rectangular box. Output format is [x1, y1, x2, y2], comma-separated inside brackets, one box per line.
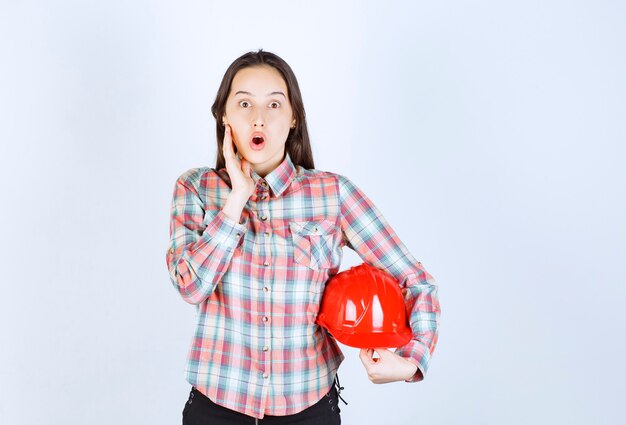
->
[165, 154, 440, 419]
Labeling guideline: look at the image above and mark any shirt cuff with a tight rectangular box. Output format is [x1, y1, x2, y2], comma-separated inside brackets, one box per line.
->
[194, 210, 247, 252]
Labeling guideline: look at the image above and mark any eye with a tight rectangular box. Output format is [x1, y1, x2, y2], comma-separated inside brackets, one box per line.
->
[269, 101, 280, 109]
[239, 100, 250, 108]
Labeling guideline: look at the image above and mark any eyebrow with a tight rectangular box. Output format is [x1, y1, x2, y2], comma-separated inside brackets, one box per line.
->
[234, 90, 286, 99]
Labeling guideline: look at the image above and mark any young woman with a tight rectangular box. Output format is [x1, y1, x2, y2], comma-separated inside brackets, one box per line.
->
[166, 49, 441, 424]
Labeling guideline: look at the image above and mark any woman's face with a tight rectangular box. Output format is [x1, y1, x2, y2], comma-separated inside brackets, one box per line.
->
[223, 65, 296, 177]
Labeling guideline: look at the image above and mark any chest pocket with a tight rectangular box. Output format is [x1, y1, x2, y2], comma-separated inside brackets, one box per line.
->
[289, 219, 338, 270]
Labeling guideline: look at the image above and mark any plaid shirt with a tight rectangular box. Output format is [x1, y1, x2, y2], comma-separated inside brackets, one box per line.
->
[165, 153, 440, 419]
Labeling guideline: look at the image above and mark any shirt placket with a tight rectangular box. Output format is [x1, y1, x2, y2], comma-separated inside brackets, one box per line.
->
[256, 178, 273, 411]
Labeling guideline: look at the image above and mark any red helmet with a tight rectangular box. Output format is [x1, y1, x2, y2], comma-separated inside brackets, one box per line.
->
[316, 263, 412, 348]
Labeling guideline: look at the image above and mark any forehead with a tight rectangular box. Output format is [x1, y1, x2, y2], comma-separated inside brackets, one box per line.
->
[230, 65, 288, 96]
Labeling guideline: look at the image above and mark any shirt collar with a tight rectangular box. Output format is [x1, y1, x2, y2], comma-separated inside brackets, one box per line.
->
[250, 152, 297, 198]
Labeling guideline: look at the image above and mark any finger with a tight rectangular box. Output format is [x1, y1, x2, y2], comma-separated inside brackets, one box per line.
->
[360, 348, 377, 365]
[227, 125, 239, 155]
[225, 125, 236, 153]
[374, 348, 389, 358]
[358, 349, 374, 372]
[358, 348, 370, 363]
[223, 128, 241, 169]
[223, 126, 232, 155]
[370, 348, 388, 363]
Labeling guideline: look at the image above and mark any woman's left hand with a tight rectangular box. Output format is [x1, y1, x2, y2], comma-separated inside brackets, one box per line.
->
[358, 348, 421, 384]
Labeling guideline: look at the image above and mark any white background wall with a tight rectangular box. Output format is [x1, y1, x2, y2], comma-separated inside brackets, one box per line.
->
[1, 1, 624, 424]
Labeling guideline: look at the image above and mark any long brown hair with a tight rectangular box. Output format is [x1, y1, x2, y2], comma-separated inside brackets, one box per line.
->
[211, 49, 315, 170]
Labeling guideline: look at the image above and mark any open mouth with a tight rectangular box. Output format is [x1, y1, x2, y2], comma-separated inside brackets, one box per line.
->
[249, 133, 266, 151]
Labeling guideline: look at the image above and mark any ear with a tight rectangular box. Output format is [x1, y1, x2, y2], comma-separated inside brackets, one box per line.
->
[222, 115, 228, 126]
[291, 118, 296, 129]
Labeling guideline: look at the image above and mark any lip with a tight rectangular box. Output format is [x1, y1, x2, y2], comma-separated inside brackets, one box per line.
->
[250, 131, 267, 142]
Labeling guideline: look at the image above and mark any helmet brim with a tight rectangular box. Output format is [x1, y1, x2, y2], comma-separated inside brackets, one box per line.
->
[322, 326, 413, 349]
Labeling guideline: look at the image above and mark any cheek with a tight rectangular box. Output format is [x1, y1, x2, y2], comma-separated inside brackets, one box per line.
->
[232, 130, 244, 145]
[225, 107, 247, 124]
[270, 117, 291, 132]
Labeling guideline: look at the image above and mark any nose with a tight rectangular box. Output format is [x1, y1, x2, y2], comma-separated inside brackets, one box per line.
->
[252, 110, 265, 127]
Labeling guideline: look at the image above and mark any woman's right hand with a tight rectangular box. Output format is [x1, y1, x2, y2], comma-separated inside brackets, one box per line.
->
[223, 124, 255, 199]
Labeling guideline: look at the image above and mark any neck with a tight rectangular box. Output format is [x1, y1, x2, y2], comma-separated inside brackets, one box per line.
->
[252, 151, 286, 178]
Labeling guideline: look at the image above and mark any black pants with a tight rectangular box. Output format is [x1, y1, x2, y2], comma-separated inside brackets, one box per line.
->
[182, 385, 341, 424]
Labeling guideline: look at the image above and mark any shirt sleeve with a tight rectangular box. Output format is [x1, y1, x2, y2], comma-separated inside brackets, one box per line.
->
[165, 169, 247, 305]
[337, 174, 441, 382]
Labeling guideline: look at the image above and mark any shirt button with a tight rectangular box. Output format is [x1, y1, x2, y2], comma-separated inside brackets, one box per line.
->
[235, 233, 240, 237]
[263, 372, 269, 379]
[260, 181, 268, 188]
[263, 261, 270, 266]
[260, 215, 268, 221]
[169, 247, 174, 254]
[262, 316, 269, 322]
[263, 346, 269, 352]
[261, 195, 268, 200]
[264, 231, 271, 237]
[263, 286, 270, 292]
